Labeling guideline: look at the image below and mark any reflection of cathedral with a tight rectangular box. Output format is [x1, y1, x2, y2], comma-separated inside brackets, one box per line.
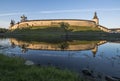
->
[10, 38, 107, 55]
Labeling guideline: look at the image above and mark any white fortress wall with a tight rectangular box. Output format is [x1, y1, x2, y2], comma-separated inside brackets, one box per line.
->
[10, 19, 96, 30]
[23, 20, 96, 27]
[98, 25, 110, 32]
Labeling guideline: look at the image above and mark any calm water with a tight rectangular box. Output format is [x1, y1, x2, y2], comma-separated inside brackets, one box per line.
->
[0, 38, 120, 77]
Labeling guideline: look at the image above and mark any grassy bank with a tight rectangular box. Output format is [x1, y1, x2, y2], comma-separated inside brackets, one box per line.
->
[5, 26, 120, 42]
[6, 26, 105, 41]
[0, 54, 88, 81]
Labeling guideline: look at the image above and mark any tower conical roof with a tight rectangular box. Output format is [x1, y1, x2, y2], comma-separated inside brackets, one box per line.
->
[93, 12, 98, 19]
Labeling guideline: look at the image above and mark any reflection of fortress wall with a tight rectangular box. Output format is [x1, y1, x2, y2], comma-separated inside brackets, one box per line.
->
[91, 40, 107, 56]
[26, 43, 96, 51]
[68, 44, 95, 50]
[10, 38, 107, 51]
[10, 19, 96, 30]
[97, 40, 107, 45]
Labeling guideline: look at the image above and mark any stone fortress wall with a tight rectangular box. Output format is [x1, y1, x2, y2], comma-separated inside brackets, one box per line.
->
[9, 12, 110, 32]
[10, 19, 96, 30]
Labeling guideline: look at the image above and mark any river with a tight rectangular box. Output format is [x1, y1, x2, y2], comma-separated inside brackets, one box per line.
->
[0, 38, 120, 78]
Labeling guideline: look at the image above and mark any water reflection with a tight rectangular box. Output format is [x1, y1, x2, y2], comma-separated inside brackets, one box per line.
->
[0, 38, 120, 78]
[10, 38, 107, 55]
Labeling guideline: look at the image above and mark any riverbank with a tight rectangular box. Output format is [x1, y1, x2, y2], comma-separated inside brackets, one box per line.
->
[1, 53, 119, 81]
[4, 32, 120, 43]
[4, 26, 120, 41]
[0, 54, 89, 81]
[5, 26, 104, 40]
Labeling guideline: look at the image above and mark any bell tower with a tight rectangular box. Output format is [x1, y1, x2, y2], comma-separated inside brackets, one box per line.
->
[92, 12, 99, 25]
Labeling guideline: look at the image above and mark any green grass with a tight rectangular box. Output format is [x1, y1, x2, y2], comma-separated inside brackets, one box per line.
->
[68, 40, 100, 45]
[9, 26, 102, 33]
[27, 26, 102, 31]
[69, 26, 101, 32]
[8, 26, 119, 43]
[7, 26, 103, 40]
[0, 54, 89, 81]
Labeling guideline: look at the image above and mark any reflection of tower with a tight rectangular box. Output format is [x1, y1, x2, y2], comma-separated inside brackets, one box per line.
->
[91, 45, 98, 57]
[92, 12, 99, 25]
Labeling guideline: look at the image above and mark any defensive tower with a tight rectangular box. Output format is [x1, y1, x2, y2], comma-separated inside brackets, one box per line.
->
[92, 12, 99, 25]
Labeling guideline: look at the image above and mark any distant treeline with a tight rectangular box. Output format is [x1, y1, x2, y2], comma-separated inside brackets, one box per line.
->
[0, 28, 8, 33]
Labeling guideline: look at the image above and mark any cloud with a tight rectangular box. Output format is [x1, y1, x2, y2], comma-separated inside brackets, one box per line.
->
[0, 13, 22, 17]
[1, 8, 120, 17]
[39, 9, 95, 14]
[94, 8, 120, 11]
[39, 8, 120, 14]
[0, 11, 29, 17]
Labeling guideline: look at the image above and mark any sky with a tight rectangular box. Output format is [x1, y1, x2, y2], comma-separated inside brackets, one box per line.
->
[0, 0, 120, 29]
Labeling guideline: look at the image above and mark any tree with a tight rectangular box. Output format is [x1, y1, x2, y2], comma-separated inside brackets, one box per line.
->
[21, 15, 27, 22]
[0, 28, 8, 33]
[59, 22, 70, 39]
[10, 20, 15, 27]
